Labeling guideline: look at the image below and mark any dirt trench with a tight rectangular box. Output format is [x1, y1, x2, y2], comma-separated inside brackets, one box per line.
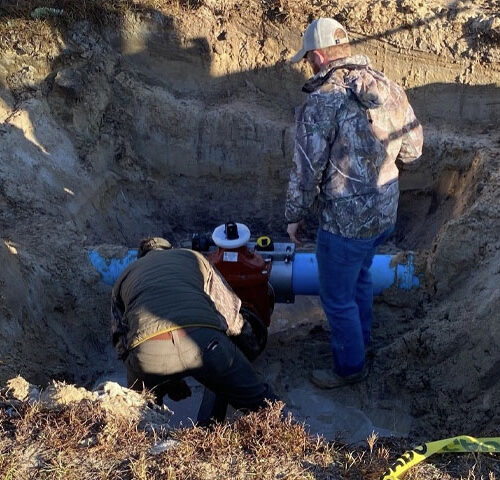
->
[0, 0, 498, 441]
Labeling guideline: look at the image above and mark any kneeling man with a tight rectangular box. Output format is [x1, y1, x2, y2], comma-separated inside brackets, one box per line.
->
[111, 237, 276, 423]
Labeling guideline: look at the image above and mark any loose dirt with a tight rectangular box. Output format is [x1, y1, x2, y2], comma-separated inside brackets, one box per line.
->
[0, 0, 498, 443]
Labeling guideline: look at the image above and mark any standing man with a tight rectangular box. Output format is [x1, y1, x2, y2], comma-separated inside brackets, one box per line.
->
[111, 237, 275, 423]
[285, 18, 423, 388]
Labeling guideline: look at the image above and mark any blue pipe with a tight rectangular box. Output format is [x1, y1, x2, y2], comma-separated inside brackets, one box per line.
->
[88, 249, 419, 293]
[88, 249, 138, 286]
[292, 253, 419, 296]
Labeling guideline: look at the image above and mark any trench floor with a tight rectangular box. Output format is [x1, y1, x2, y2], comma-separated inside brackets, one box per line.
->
[94, 297, 414, 443]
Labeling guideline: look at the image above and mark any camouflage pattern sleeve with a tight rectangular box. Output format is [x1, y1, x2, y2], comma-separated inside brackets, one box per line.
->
[285, 95, 335, 223]
[205, 265, 244, 336]
[397, 101, 423, 165]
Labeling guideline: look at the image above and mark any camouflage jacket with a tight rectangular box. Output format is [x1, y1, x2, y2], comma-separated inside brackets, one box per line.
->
[285, 55, 423, 238]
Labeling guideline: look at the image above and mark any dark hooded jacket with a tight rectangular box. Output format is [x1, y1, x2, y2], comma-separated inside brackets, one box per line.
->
[285, 54, 423, 238]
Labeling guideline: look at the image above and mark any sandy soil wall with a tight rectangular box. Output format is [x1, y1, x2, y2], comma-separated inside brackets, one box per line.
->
[0, 0, 498, 437]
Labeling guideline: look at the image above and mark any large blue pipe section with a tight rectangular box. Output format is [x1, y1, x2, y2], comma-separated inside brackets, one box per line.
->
[88, 249, 419, 295]
[292, 253, 419, 296]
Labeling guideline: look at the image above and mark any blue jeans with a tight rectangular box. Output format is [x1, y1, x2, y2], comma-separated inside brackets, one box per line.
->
[316, 227, 394, 377]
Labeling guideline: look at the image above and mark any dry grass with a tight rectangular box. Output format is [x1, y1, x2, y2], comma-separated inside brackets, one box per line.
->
[0, 0, 202, 22]
[0, 397, 498, 480]
[156, 404, 337, 479]
[0, 397, 153, 479]
[0, 0, 203, 51]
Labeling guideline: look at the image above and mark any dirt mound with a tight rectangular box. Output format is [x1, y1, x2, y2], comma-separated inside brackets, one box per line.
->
[0, 0, 498, 440]
[3, 375, 172, 425]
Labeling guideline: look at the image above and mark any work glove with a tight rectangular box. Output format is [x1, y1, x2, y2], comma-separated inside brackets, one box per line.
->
[166, 379, 192, 401]
[162, 379, 192, 402]
[231, 307, 268, 362]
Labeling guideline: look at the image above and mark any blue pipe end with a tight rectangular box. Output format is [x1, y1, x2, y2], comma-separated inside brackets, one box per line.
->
[292, 253, 319, 295]
[371, 255, 396, 295]
[291, 252, 419, 296]
[396, 253, 420, 290]
[88, 249, 138, 286]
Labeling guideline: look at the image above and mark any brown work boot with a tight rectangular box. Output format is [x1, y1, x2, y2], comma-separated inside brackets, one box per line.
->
[310, 367, 369, 389]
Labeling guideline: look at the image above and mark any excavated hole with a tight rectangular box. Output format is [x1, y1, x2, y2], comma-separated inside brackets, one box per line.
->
[81, 140, 484, 442]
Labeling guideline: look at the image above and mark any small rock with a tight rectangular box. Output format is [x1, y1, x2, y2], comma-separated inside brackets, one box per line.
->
[30, 7, 63, 20]
[78, 435, 98, 447]
[101, 381, 126, 397]
[4, 376, 37, 402]
[55, 68, 85, 97]
[150, 439, 179, 455]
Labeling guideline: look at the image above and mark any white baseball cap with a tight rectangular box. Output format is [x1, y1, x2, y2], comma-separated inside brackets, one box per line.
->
[291, 18, 349, 63]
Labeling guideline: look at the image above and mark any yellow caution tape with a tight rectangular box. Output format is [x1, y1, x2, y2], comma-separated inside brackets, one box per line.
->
[380, 436, 500, 480]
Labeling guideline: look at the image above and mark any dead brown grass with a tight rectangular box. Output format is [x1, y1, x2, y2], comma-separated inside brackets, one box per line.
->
[0, 0, 201, 22]
[0, 0, 211, 55]
[0, 397, 153, 479]
[156, 403, 338, 479]
[0, 397, 498, 480]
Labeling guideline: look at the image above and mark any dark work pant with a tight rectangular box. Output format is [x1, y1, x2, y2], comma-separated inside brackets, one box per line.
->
[125, 327, 276, 421]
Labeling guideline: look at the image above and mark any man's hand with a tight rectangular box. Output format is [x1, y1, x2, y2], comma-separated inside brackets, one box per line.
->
[231, 309, 268, 362]
[287, 221, 304, 245]
[164, 379, 192, 401]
